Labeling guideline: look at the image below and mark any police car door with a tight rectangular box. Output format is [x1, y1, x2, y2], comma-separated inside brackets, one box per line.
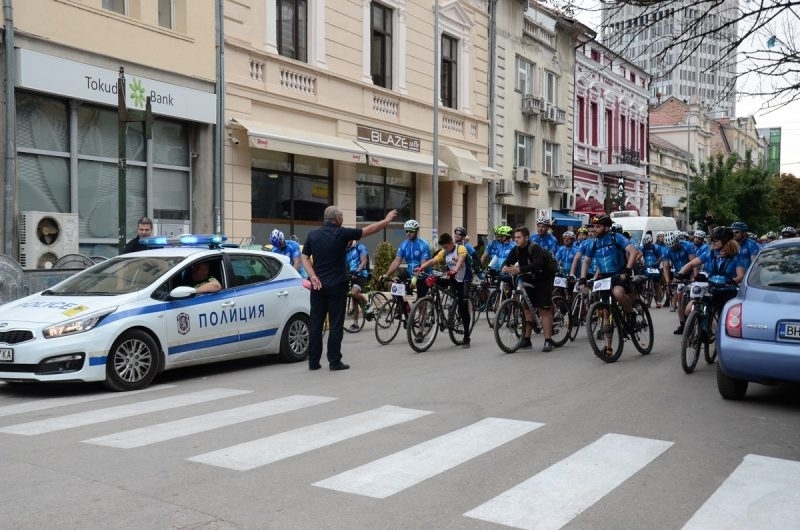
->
[163, 256, 240, 364]
[228, 253, 285, 352]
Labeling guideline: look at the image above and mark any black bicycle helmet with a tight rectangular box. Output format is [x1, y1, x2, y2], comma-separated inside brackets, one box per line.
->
[710, 226, 734, 243]
[590, 214, 613, 227]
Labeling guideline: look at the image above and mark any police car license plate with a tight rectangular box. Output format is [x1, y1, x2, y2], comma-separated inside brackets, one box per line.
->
[779, 322, 800, 340]
[0, 348, 12, 362]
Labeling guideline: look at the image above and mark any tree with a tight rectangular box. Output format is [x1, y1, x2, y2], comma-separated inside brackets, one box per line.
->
[689, 150, 778, 234]
[773, 173, 800, 229]
[566, 0, 800, 110]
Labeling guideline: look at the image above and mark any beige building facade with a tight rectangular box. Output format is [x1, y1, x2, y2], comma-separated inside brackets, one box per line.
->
[224, 0, 491, 252]
[2, 0, 218, 263]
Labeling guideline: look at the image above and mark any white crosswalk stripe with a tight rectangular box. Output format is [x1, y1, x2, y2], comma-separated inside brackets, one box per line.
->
[0, 388, 250, 435]
[187, 404, 433, 471]
[464, 433, 673, 530]
[682, 454, 800, 529]
[313, 417, 544, 498]
[83, 394, 336, 448]
[0, 385, 175, 417]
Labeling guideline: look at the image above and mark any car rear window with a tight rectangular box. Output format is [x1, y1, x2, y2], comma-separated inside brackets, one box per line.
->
[748, 245, 800, 290]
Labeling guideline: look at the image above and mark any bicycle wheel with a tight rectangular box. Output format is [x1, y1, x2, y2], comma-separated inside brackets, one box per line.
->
[586, 301, 623, 362]
[640, 279, 653, 307]
[486, 289, 500, 328]
[447, 300, 471, 345]
[374, 299, 402, 345]
[370, 291, 390, 311]
[343, 294, 365, 333]
[493, 299, 524, 353]
[568, 294, 583, 342]
[681, 312, 701, 373]
[550, 296, 572, 347]
[629, 300, 654, 355]
[407, 297, 438, 353]
[704, 310, 719, 364]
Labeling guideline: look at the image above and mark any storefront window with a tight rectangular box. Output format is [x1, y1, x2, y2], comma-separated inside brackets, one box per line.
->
[356, 165, 414, 252]
[18, 154, 70, 213]
[153, 168, 190, 220]
[78, 106, 145, 161]
[78, 161, 145, 241]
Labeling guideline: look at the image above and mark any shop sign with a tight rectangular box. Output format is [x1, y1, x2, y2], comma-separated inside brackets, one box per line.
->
[357, 125, 421, 152]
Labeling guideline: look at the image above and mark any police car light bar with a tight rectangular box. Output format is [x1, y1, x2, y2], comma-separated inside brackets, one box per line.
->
[140, 234, 228, 247]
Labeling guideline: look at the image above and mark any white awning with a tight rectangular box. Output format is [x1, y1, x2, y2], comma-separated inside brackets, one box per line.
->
[231, 118, 367, 164]
[354, 141, 448, 175]
[439, 145, 485, 184]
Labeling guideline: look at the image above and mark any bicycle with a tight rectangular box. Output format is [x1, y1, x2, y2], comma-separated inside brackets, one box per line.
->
[680, 276, 738, 373]
[568, 278, 592, 342]
[585, 276, 654, 362]
[484, 269, 514, 329]
[344, 277, 389, 333]
[374, 277, 414, 345]
[635, 267, 663, 307]
[493, 273, 572, 353]
[406, 271, 473, 352]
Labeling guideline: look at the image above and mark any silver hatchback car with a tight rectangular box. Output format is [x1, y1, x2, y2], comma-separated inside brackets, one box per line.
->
[717, 238, 800, 399]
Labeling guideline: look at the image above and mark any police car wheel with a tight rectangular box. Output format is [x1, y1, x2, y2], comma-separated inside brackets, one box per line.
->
[280, 313, 310, 363]
[104, 330, 161, 391]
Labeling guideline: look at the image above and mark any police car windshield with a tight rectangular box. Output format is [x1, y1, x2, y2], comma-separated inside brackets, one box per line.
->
[44, 256, 184, 296]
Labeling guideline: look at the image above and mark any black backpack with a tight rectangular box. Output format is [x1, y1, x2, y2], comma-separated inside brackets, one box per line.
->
[527, 242, 559, 276]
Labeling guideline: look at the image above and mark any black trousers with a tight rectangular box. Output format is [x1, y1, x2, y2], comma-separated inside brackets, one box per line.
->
[308, 281, 347, 366]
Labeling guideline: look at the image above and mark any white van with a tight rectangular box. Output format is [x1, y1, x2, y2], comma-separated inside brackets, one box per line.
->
[609, 213, 678, 245]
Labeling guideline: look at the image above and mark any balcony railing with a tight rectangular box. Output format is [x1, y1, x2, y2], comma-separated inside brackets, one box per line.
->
[611, 147, 641, 167]
[541, 105, 566, 124]
[521, 95, 544, 115]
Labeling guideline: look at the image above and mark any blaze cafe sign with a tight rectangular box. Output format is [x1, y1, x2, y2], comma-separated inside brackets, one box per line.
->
[357, 125, 421, 152]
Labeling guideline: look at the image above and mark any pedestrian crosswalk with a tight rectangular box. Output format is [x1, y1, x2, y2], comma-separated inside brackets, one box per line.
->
[0, 385, 798, 529]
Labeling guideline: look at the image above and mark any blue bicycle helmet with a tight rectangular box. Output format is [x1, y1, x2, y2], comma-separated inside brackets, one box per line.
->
[270, 229, 285, 248]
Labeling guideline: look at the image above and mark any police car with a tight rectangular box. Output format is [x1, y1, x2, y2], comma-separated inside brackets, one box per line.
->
[0, 235, 310, 391]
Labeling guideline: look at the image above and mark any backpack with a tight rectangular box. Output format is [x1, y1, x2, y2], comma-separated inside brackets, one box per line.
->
[527, 242, 559, 276]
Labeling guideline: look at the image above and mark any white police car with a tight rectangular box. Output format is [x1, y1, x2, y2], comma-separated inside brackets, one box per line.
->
[0, 235, 310, 391]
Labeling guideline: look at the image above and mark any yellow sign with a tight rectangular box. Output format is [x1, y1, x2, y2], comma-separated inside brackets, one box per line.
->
[311, 185, 328, 199]
[63, 305, 90, 317]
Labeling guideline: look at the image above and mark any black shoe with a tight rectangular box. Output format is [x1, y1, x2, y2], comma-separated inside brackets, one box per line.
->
[674, 324, 685, 335]
[330, 363, 350, 371]
[461, 340, 471, 349]
[542, 340, 554, 353]
[309, 364, 321, 371]
[520, 338, 533, 349]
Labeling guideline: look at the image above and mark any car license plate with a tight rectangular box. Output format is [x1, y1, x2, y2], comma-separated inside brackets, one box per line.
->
[0, 347, 12, 362]
[779, 322, 800, 340]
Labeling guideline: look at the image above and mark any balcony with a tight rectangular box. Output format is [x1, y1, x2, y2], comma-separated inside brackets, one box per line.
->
[521, 95, 544, 115]
[600, 147, 646, 178]
[541, 105, 567, 125]
[547, 175, 569, 190]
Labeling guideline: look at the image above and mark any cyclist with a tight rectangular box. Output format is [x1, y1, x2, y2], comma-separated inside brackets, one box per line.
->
[453, 226, 481, 278]
[555, 231, 579, 277]
[568, 226, 597, 279]
[692, 230, 709, 257]
[481, 225, 515, 272]
[414, 233, 473, 348]
[345, 240, 374, 329]
[766, 231, 779, 243]
[661, 230, 697, 333]
[638, 234, 665, 308]
[676, 226, 745, 313]
[502, 226, 556, 352]
[578, 214, 639, 333]
[383, 219, 432, 298]
[269, 229, 307, 278]
[531, 214, 559, 254]
[781, 226, 797, 239]
[654, 231, 668, 254]
[730, 221, 760, 264]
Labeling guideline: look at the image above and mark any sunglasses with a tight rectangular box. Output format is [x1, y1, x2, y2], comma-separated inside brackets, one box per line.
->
[405, 230, 417, 234]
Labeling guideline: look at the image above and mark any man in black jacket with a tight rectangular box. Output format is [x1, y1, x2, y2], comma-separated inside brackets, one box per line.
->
[502, 226, 555, 352]
[123, 216, 153, 254]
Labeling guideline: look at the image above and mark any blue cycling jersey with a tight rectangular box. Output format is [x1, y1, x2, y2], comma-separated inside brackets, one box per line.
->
[582, 233, 630, 275]
[271, 240, 307, 278]
[345, 243, 369, 278]
[531, 233, 559, 255]
[555, 244, 579, 276]
[397, 237, 432, 272]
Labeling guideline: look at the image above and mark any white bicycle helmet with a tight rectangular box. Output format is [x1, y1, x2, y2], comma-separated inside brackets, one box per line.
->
[664, 231, 678, 247]
[641, 234, 653, 245]
[693, 230, 706, 239]
[403, 219, 420, 232]
[536, 213, 553, 226]
[562, 231, 575, 239]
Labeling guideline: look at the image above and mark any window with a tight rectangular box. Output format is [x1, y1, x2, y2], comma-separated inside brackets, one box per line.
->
[230, 254, 281, 286]
[371, 2, 393, 89]
[356, 165, 413, 252]
[516, 57, 536, 95]
[158, 0, 173, 29]
[277, 0, 308, 62]
[543, 141, 559, 175]
[441, 34, 457, 109]
[544, 71, 558, 105]
[515, 133, 533, 167]
[102, 0, 126, 15]
[577, 97, 585, 143]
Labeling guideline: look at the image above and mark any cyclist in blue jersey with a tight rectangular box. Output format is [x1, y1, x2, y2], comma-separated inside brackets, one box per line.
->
[481, 225, 515, 272]
[661, 230, 697, 333]
[578, 214, 639, 328]
[730, 221, 760, 264]
[453, 226, 481, 278]
[568, 226, 597, 278]
[345, 240, 373, 329]
[382, 219, 433, 298]
[270, 229, 307, 278]
[555, 231, 579, 277]
[531, 214, 559, 254]
[691, 230, 709, 258]
[637, 234, 665, 307]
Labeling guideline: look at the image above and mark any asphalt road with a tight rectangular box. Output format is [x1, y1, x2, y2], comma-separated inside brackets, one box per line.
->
[1, 305, 799, 529]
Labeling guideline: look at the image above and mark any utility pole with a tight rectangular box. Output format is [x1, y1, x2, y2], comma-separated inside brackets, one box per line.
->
[117, 68, 153, 254]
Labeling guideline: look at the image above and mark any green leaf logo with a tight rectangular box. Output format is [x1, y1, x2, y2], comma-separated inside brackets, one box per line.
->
[129, 78, 147, 108]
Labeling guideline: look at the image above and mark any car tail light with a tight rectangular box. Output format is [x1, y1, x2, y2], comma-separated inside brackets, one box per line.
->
[725, 303, 742, 338]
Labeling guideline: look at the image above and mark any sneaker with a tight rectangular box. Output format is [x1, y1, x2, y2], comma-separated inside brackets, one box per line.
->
[350, 323, 360, 330]
[520, 338, 533, 349]
[670, 305, 678, 312]
[365, 304, 375, 317]
[542, 340, 554, 353]
[673, 323, 685, 335]
[461, 340, 471, 349]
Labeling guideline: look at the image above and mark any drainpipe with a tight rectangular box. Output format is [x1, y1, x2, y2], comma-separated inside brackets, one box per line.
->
[3, 0, 14, 257]
[214, 0, 224, 234]
[487, 0, 497, 233]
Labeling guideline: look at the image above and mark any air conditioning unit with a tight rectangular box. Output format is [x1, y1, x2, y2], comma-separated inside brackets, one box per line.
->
[561, 192, 576, 210]
[521, 95, 543, 115]
[19, 211, 80, 269]
[513, 166, 531, 184]
[495, 179, 513, 196]
[153, 221, 191, 238]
